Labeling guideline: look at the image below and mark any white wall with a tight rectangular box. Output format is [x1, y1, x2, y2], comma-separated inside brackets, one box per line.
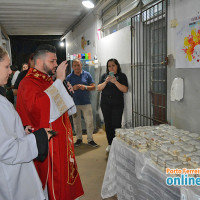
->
[167, 0, 200, 132]
[64, 13, 131, 66]
[97, 26, 131, 65]
[64, 13, 98, 59]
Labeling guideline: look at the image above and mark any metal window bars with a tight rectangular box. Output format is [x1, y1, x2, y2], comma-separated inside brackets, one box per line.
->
[131, 0, 168, 127]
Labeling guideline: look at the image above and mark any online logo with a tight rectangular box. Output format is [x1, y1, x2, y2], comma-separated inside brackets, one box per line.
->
[166, 168, 200, 186]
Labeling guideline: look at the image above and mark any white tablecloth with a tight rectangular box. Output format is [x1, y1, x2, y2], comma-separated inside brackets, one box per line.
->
[101, 137, 200, 200]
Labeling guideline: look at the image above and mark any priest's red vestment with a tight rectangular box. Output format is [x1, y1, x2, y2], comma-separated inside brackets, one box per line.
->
[16, 68, 84, 200]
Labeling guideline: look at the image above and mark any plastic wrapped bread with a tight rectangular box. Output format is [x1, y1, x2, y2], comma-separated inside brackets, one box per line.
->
[129, 135, 143, 148]
[195, 144, 200, 150]
[181, 135, 192, 142]
[157, 154, 173, 169]
[151, 150, 165, 162]
[187, 140, 200, 146]
[181, 144, 195, 152]
[168, 146, 183, 156]
[178, 151, 194, 162]
[169, 136, 180, 144]
[157, 137, 171, 146]
[134, 127, 144, 135]
[140, 131, 154, 138]
[174, 141, 186, 146]
[136, 138, 147, 149]
[183, 131, 190, 135]
[188, 156, 200, 167]
[190, 133, 200, 139]
[162, 135, 173, 141]
[162, 135, 179, 144]
[166, 160, 183, 168]
[160, 144, 174, 153]
[125, 133, 136, 144]
[119, 130, 129, 140]
[115, 128, 123, 137]
[149, 135, 162, 145]
[154, 131, 166, 137]
[192, 150, 200, 156]
[173, 131, 185, 138]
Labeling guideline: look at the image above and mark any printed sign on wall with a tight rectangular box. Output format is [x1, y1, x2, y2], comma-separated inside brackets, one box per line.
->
[176, 15, 200, 68]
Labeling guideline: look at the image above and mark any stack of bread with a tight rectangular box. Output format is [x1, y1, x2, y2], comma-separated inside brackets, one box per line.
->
[115, 124, 200, 173]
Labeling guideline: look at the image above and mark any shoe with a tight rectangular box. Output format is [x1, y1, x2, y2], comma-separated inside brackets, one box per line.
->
[74, 139, 82, 146]
[106, 145, 111, 153]
[88, 140, 99, 147]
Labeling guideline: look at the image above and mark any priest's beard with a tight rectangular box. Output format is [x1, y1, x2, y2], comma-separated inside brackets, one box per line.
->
[43, 62, 55, 76]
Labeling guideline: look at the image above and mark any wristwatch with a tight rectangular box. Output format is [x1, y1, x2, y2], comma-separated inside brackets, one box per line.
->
[85, 86, 88, 90]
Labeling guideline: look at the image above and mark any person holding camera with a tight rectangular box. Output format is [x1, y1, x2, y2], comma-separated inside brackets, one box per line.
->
[97, 58, 128, 152]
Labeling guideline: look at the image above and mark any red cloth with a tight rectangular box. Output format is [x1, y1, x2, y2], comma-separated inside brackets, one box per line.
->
[16, 68, 84, 200]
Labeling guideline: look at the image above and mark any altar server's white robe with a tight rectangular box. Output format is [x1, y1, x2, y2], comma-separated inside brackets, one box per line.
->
[0, 94, 45, 200]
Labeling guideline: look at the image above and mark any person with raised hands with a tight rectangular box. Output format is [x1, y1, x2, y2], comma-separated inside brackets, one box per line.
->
[16, 44, 84, 200]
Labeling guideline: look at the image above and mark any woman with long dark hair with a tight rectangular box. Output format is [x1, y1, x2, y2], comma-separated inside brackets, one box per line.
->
[97, 58, 128, 152]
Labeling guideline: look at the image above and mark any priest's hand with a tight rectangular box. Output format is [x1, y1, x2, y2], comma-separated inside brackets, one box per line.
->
[56, 60, 68, 82]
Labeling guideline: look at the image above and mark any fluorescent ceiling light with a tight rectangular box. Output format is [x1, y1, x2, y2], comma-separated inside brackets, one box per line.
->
[60, 41, 65, 47]
[82, 1, 94, 9]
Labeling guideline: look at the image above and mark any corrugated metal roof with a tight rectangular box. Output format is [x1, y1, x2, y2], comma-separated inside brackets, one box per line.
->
[0, 0, 90, 35]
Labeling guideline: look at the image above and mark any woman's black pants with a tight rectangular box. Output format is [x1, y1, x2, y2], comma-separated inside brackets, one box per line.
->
[101, 98, 124, 145]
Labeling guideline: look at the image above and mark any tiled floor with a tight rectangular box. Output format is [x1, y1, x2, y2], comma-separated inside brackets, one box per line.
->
[74, 130, 117, 200]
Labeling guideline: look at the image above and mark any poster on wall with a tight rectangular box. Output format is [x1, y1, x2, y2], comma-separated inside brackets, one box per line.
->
[176, 15, 200, 68]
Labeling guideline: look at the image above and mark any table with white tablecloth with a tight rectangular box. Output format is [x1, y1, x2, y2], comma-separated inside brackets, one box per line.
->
[101, 137, 200, 200]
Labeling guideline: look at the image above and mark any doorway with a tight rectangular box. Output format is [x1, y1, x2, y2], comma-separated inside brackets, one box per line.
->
[131, 0, 168, 127]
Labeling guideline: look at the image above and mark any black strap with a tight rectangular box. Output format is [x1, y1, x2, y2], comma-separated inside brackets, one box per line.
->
[32, 128, 48, 162]
[0, 86, 6, 96]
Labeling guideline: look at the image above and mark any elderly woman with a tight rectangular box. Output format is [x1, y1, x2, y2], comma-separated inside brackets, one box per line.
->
[0, 46, 51, 200]
[97, 58, 128, 152]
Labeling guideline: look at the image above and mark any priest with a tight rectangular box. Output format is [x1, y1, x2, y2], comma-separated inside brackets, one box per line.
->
[16, 44, 84, 200]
